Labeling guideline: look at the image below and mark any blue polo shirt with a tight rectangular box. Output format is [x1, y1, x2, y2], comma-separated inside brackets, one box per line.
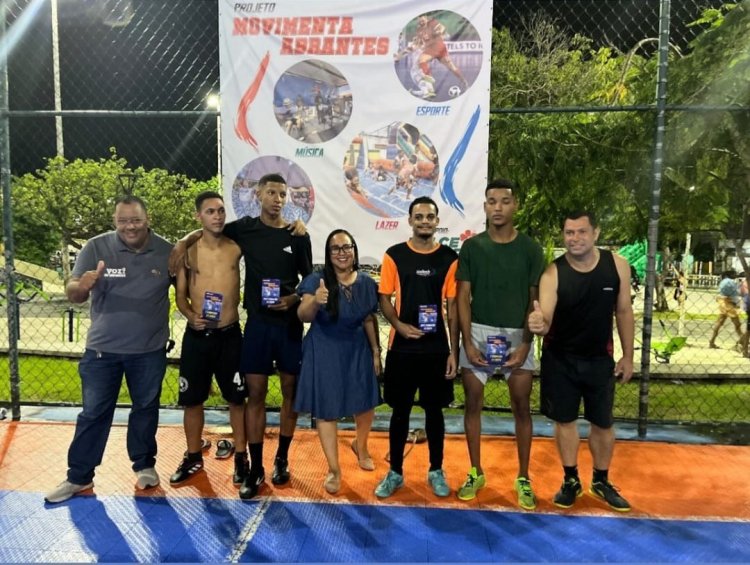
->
[72, 230, 173, 354]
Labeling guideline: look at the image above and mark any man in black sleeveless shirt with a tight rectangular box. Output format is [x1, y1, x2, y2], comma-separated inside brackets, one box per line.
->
[528, 211, 634, 512]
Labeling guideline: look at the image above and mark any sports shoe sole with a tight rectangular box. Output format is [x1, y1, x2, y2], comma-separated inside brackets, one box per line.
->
[457, 483, 485, 501]
[588, 487, 632, 512]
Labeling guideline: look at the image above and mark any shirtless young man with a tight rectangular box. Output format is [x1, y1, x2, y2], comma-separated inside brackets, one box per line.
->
[170, 191, 248, 486]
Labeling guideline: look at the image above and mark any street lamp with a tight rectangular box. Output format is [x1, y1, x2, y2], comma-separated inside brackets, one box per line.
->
[118, 173, 138, 195]
[206, 93, 221, 181]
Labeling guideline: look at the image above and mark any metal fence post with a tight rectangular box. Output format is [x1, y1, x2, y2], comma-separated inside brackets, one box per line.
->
[1, 3, 21, 421]
[638, 0, 672, 438]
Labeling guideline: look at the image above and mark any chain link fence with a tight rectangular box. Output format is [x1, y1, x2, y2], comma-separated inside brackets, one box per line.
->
[2, 0, 749, 431]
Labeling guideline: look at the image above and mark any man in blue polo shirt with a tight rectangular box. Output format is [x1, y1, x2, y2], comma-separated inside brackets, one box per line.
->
[45, 195, 173, 504]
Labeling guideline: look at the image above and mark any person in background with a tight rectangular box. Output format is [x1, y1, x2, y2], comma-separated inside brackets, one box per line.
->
[708, 270, 743, 350]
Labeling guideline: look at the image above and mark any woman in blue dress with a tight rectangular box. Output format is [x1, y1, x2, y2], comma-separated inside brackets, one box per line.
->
[296, 229, 382, 494]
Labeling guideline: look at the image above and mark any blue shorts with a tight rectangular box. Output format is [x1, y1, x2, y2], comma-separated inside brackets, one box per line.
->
[240, 316, 302, 376]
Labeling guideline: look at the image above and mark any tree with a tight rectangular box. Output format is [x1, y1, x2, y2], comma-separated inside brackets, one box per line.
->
[9, 150, 215, 280]
[662, 2, 750, 258]
[488, 21, 650, 244]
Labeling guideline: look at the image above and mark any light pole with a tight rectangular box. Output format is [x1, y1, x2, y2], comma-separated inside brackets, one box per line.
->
[206, 94, 221, 181]
[678, 185, 695, 336]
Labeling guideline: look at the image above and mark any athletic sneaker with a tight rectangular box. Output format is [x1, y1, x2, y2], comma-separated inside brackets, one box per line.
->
[239, 469, 265, 500]
[135, 467, 160, 490]
[590, 479, 631, 512]
[374, 470, 404, 498]
[514, 477, 537, 511]
[44, 480, 94, 504]
[427, 469, 450, 497]
[553, 476, 583, 508]
[271, 457, 290, 485]
[169, 457, 204, 485]
[457, 468, 486, 501]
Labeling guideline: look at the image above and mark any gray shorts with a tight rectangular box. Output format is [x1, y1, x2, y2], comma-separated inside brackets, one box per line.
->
[459, 322, 535, 385]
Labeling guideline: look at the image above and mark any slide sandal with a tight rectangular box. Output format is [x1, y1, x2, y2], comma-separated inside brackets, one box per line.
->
[215, 439, 235, 460]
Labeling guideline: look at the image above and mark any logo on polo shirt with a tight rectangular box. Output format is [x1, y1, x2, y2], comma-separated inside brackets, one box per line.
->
[283, 245, 292, 254]
[104, 267, 127, 278]
[416, 268, 436, 277]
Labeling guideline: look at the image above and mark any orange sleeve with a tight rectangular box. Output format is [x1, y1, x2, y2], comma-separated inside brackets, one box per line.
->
[379, 253, 398, 295]
[442, 259, 458, 300]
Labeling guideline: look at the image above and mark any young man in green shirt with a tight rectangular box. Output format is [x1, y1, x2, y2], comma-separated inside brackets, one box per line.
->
[456, 179, 545, 510]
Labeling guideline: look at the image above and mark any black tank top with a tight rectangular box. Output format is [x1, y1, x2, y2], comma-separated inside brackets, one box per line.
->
[545, 249, 619, 357]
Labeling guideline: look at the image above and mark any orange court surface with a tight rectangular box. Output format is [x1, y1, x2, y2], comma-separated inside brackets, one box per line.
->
[0, 419, 748, 562]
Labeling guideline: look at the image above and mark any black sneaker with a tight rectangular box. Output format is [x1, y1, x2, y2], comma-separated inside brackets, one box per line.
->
[169, 457, 204, 485]
[590, 480, 631, 512]
[233, 456, 249, 486]
[553, 477, 583, 508]
[239, 469, 265, 500]
[271, 457, 290, 485]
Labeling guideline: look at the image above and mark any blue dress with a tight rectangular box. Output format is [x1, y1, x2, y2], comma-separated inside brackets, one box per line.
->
[294, 271, 382, 420]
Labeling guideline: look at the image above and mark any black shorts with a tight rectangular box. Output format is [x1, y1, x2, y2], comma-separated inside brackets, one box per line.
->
[178, 323, 246, 406]
[539, 348, 616, 428]
[240, 316, 302, 376]
[383, 350, 454, 410]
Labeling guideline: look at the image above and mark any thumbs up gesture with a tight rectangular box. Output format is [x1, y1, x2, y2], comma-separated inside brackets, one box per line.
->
[81, 260, 106, 292]
[314, 278, 329, 305]
[528, 300, 546, 335]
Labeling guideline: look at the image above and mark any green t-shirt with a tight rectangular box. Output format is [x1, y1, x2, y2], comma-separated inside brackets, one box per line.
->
[456, 231, 545, 329]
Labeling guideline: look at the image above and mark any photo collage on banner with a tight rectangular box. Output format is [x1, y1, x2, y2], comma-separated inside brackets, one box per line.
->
[220, 1, 492, 263]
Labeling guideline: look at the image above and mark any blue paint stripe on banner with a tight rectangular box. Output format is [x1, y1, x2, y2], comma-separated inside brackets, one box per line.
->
[440, 105, 481, 216]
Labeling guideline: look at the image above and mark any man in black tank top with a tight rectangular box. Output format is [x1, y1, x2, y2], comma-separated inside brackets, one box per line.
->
[528, 211, 634, 512]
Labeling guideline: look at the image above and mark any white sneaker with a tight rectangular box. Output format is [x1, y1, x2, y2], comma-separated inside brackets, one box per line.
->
[45, 480, 94, 504]
[135, 467, 160, 490]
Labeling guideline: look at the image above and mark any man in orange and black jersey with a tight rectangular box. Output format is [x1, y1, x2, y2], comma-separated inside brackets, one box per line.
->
[374, 196, 459, 499]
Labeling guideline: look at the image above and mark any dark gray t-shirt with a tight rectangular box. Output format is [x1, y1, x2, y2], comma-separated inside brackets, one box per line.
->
[72, 230, 173, 354]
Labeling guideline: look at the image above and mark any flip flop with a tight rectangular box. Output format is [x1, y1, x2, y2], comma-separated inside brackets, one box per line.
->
[215, 439, 235, 460]
[183, 438, 211, 457]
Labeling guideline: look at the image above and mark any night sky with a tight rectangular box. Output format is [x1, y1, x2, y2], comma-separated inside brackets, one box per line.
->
[4, 0, 721, 180]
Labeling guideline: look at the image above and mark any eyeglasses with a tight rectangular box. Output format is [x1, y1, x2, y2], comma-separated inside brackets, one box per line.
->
[329, 244, 355, 255]
[115, 218, 145, 227]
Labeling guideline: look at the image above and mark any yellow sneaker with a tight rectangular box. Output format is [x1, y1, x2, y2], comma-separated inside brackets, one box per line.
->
[457, 468, 486, 501]
[514, 477, 537, 510]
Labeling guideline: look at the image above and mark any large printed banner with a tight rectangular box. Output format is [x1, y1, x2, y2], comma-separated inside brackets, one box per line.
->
[219, 1, 492, 263]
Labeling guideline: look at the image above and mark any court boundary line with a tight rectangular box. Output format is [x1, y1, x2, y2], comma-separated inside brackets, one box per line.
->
[227, 496, 273, 562]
